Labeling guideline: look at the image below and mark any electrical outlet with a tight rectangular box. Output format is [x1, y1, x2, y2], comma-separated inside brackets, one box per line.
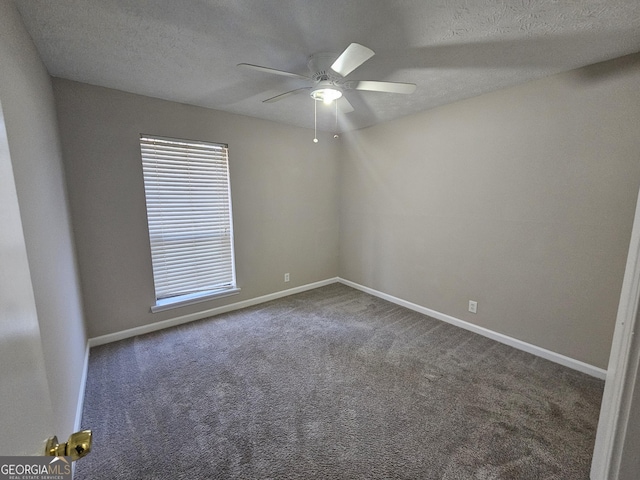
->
[284, 273, 290, 282]
[468, 300, 477, 314]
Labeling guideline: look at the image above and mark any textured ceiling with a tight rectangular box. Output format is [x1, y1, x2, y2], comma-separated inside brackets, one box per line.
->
[13, 0, 640, 132]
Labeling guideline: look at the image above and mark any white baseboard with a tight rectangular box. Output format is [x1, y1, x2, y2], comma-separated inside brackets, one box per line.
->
[74, 342, 90, 431]
[87, 275, 606, 379]
[338, 278, 607, 380]
[88, 278, 339, 347]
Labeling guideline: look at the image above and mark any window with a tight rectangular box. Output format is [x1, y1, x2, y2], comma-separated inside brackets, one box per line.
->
[140, 135, 238, 312]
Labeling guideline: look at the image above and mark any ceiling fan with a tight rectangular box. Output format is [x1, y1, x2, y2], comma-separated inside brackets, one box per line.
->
[237, 43, 417, 113]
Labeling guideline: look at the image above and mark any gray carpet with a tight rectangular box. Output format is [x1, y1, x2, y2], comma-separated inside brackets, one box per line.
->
[76, 283, 603, 479]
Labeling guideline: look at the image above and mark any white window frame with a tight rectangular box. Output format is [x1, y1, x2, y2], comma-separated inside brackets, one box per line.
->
[140, 134, 239, 312]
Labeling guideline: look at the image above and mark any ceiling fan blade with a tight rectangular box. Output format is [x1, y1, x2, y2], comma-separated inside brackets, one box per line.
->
[352, 80, 416, 94]
[263, 87, 311, 103]
[338, 96, 354, 113]
[330, 43, 375, 77]
[237, 63, 311, 81]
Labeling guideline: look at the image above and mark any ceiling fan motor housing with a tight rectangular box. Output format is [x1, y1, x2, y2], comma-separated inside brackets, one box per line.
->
[308, 52, 343, 83]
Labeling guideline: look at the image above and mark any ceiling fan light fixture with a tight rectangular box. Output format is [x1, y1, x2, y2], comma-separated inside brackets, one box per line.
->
[311, 86, 343, 104]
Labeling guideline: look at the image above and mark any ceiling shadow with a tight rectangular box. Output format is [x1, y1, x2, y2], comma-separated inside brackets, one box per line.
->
[368, 28, 640, 75]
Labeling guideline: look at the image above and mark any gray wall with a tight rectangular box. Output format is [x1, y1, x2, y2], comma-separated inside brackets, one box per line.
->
[53, 79, 339, 338]
[339, 53, 640, 370]
[0, 0, 86, 441]
[50, 52, 640, 369]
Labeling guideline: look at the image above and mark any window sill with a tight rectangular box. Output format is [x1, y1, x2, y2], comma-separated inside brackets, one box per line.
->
[151, 287, 241, 313]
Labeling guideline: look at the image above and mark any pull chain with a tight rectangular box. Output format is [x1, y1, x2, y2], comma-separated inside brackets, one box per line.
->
[313, 100, 318, 143]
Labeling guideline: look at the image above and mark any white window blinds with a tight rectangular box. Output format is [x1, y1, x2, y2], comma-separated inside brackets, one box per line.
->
[140, 135, 236, 304]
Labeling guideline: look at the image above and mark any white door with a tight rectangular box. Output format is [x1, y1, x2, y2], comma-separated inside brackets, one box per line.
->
[0, 103, 55, 455]
[591, 187, 640, 479]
